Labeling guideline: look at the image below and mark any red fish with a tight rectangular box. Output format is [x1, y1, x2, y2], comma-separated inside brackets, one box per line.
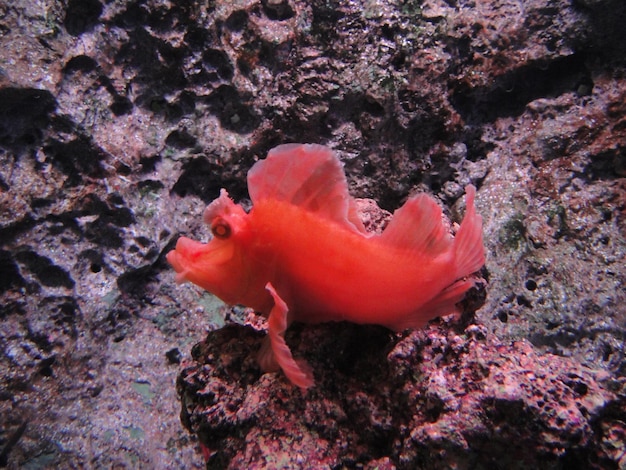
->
[167, 144, 485, 389]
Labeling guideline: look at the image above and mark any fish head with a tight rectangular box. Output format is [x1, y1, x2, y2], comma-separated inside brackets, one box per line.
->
[167, 189, 260, 306]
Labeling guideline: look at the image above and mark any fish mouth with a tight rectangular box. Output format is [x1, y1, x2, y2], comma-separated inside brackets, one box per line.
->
[166, 236, 233, 284]
[166, 237, 196, 283]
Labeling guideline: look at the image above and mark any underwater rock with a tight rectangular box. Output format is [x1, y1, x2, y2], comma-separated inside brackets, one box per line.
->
[178, 320, 625, 469]
[0, 0, 624, 467]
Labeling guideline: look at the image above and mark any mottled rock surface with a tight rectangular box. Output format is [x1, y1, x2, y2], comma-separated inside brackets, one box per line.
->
[0, 0, 624, 468]
[179, 321, 625, 469]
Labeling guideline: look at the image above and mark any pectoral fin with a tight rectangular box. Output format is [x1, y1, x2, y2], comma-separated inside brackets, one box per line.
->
[257, 282, 314, 389]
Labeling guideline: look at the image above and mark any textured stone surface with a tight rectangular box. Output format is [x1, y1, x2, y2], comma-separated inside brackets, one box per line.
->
[179, 321, 625, 468]
[0, 0, 624, 468]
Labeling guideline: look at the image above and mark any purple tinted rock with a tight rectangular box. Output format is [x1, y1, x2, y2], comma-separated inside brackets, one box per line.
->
[0, 0, 624, 467]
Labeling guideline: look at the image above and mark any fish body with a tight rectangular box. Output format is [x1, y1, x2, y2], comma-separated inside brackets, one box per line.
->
[248, 198, 456, 328]
[167, 144, 485, 388]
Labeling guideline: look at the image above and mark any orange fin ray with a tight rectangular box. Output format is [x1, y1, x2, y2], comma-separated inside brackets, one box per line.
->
[452, 185, 485, 279]
[379, 191, 452, 255]
[383, 186, 485, 331]
[258, 282, 314, 389]
[247, 144, 367, 233]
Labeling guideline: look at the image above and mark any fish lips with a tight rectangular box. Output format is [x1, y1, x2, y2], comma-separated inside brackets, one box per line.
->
[166, 236, 234, 284]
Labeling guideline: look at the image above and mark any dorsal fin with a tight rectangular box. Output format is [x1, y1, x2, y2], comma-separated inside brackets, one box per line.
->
[248, 144, 367, 233]
[379, 192, 453, 255]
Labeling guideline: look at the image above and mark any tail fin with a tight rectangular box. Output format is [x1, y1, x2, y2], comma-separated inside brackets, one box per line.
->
[453, 185, 485, 279]
[385, 186, 485, 332]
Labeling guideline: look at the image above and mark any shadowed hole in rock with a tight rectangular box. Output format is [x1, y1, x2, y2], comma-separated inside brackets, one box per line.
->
[424, 395, 445, 422]
[139, 154, 161, 173]
[185, 26, 212, 50]
[171, 156, 248, 203]
[137, 179, 164, 193]
[62, 55, 98, 74]
[36, 200, 59, 216]
[0, 88, 57, 153]
[78, 248, 107, 274]
[77, 193, 134, 246]
[117, 265, 154, 296]
[310, 1, 345, 41]
[116, 28, 187, 104]
[116, 162, 132, 176]
[516, 295, 532, 308]
[39, 356, 56, 377]
[583, 149, 626, 180]
[44, 136, 108, 186]
[525, 279, 538, 291]
[165, 129, 197, 149]
[175, 90, 197, 115]
[203, 49, 234, 80]
[111, 1, 148, 28]
[450, 53, 592, 123]
[166, 348, 182, 364]
[225, 10, 248, 31]
[563, 376, 588, 396]
[261, 0, 295, 20]
[14, 250, 75, 289]
[64, 0, 103, 36]
[146, 5, 176, 31]
[497, 310, 509, 323]
[134, 236, 151, 247]
[205, 85, 259, 133]
[84, 219, 124, 248]
[105, 307, 133, 342]
[110, 96, 133, 116]
[330, 324, 393, 378]
[0, 250, 25, 294]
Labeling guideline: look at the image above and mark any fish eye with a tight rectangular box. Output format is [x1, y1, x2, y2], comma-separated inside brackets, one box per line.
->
[211, 219, 232, 239]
